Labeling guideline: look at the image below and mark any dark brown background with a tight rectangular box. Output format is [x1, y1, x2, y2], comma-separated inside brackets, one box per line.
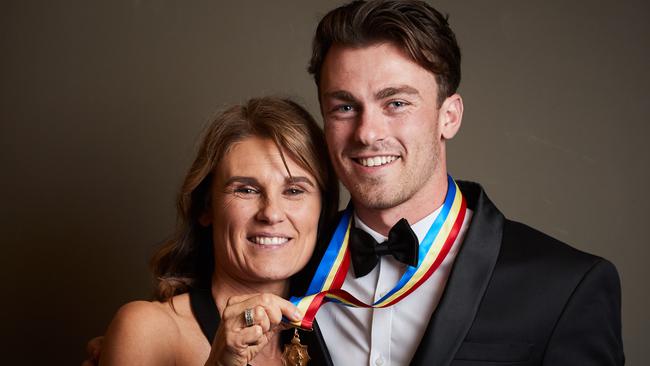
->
[2, 0, 648, 364]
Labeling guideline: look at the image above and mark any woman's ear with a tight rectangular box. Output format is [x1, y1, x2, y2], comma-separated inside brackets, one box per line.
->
[197, 179, 214, 227]
[198, 201, 212, 226]
[438, 93, 463, 140]
[198, 211, 212, 227]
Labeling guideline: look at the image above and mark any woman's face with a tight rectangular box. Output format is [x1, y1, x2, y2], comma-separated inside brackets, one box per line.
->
[204, 136, 322, 285]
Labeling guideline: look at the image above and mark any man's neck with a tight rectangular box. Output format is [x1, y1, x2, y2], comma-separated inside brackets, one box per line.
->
[353, 171, 448, 236]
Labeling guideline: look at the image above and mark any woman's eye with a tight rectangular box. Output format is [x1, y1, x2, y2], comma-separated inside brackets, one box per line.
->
[285, 187, 305, 196]
[234, 187, 258, 195]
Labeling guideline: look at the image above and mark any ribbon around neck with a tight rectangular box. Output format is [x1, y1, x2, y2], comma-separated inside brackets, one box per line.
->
[287, 175, 466, 330]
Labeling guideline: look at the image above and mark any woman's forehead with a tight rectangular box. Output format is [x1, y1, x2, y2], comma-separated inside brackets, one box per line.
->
[218, 137, 313, 182]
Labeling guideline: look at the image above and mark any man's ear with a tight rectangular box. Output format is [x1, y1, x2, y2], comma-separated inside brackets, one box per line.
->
[438, 93, 463, 140]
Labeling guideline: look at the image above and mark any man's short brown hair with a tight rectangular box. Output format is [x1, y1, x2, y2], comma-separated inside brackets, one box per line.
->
[309, 0, 461, 105]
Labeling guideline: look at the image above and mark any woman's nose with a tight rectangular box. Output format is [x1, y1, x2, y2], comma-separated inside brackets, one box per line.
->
[255, 196, 285, 224]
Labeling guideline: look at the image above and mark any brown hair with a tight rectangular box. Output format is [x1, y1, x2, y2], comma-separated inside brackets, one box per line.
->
[150, 97, 339, 301]
[309, 0, 461, 105]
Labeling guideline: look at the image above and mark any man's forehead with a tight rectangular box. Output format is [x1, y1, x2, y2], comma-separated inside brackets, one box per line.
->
[324, 41, 412, 65]
[318, 43, 438, 98]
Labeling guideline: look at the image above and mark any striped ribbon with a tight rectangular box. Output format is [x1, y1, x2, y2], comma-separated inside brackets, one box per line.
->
[288, 175, 466, 330]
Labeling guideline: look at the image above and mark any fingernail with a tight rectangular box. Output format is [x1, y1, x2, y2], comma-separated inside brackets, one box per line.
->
[293, 309, 302, 320]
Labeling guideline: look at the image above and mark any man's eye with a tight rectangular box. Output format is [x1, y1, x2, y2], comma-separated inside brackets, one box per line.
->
[234, 187, 258, 194]
[388, 100, 408, 108]
[335, 104, 354, 113]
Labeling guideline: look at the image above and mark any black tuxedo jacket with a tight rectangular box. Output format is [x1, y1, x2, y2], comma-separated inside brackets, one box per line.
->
[295, 181, 624, 365]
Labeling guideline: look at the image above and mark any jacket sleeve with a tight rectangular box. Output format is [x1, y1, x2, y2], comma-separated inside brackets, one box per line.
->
[543, 259, 625, 365]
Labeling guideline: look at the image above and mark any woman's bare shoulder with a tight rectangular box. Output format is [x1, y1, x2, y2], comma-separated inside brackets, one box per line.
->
[114, 300, 180, 332]
[99, 300, 183, 366]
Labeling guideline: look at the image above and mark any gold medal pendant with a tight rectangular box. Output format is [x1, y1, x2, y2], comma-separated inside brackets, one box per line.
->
[281, 328, 310, 366]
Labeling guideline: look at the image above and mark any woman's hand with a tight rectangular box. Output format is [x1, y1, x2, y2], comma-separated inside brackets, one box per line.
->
[205, 293, 302, 366]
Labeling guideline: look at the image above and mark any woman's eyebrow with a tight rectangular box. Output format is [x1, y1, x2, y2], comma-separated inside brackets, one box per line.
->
[225, 176, 314, 187]
[287, 176, 315, 187]
[224, 176, 258, 186]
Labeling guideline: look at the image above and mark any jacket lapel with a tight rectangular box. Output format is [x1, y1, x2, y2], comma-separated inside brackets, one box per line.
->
[410, 181, 504, 366]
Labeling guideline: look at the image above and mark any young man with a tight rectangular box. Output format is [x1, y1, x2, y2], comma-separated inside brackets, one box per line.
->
[85, 1, 624, 365]
[300, 1, 624, 365]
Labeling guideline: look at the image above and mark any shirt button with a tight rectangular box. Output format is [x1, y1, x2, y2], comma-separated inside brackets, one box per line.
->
[375, 355, 385, 366]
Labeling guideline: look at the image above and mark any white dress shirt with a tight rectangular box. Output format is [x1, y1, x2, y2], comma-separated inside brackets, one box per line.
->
[315, 206, 473, 366]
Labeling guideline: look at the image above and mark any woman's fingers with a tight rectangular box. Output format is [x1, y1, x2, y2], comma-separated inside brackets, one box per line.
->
[250, 305, 271, 333]
[211, 293, 303, 366]
[222, 294, 301, 332]
[222, 294, 260, 322]
[223, 293, 302, 328]
[225, 325, 264, 349]
[258, 294, 302, 325]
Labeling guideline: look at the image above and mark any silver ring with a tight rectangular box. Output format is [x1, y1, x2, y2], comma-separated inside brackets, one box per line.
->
[244, 308, 255, 327]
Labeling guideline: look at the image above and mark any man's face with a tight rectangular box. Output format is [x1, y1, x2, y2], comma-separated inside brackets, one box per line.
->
[319, 42, 458, 214]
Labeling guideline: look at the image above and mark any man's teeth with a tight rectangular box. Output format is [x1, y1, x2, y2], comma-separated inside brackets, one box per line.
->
[358, 156, 398, 167]
[251, 236, 289, 245]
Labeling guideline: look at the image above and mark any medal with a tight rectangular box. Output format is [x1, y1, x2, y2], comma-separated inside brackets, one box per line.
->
[281, 328, 310, 366]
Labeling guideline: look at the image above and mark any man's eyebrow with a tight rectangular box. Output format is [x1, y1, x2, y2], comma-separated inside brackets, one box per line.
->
[322, 90, 358, 103]
[287, 176, 316, 187]
[375, 86, 420, 100]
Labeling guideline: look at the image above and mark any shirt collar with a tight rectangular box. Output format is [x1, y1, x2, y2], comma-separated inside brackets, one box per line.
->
[353, 205, 443, 244]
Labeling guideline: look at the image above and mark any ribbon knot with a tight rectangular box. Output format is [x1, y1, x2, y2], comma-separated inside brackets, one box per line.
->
[349, 218, 419, 278]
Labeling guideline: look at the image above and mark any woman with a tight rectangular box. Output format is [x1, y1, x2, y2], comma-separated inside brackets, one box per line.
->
[99, 97, 339, 366]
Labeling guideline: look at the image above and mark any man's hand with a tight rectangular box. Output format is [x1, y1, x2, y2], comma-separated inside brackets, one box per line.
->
[81, 336, 103, 366]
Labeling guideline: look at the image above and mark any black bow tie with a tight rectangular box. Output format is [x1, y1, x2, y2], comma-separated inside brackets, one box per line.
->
[348, 218, 419, 278]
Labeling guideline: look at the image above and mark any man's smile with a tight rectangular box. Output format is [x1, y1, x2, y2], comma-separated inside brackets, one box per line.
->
[354, 155, 401, 167]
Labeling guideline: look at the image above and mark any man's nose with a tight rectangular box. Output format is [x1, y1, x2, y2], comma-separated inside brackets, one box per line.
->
[354, 107, 388, 145]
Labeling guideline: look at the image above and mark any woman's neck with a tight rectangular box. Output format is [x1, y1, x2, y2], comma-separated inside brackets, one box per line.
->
[210, 268, 289, 316]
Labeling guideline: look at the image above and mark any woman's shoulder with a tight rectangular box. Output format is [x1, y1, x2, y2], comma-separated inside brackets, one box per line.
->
[113, 294, 198, 334]
[114, 300, 179, 329]
[100, 297, 191, 365]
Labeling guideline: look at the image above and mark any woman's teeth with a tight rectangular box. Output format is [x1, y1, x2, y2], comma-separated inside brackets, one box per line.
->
[250, 236, 289, 245]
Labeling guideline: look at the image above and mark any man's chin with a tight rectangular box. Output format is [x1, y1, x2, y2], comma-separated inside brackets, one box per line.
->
[350, 186, 406, 211]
